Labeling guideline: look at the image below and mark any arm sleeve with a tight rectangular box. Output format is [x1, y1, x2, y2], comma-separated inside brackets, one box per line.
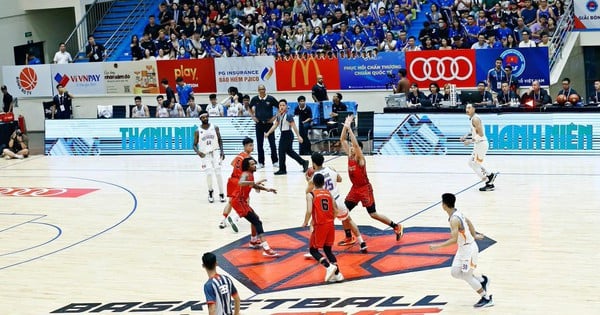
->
[203, 281, 216, 304]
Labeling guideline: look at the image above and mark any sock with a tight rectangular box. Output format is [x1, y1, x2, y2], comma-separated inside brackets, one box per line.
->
[261, 241, 271, 250]
[319, 258, 330, 268]
[216, 171, 224, 194]
[251, 235, 257, 242]
[357, 235, 364, 243]
[333, 263, 339, 274]
[390, 221, 397, 228]
[344, 229, 352, 238]
[222, 213, 228, 218]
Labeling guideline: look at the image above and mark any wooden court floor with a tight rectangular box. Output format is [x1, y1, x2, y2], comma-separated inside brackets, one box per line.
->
[1, 154, 599, 315]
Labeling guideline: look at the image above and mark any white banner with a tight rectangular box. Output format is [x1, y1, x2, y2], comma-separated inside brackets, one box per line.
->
[214, 56, 276, 93]
[103, 60, 159, 95]
[2, 65, 53, 97]
[574, 1, 600, 30]
[51, 63, 105, 96]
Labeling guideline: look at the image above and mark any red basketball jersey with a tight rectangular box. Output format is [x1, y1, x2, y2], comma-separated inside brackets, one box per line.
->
[348, 158, 370, 186]
[230, 152, 250, 179]
[311, 188, 335, 225]
[232, 171, 253, 200]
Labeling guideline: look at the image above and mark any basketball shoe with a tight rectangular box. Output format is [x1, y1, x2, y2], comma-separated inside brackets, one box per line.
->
[328, 272, 345, 283]
[325, 265, 337, 282]
[227, 216, 238, 233]
[208, 190, 214, 203]
[262, 248, 279, 257]
[249, 239, 262, 249]
[337, 236, 356, 246]
[394, 223, 404, 241]
[360, 242, 368, 253]
[479, 184, 495, 191]
[474, 295, 494, 308]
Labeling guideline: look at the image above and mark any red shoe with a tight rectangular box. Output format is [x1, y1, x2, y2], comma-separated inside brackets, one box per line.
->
[249, 239, 262, 249]
[337, 236, 356, 246]
[394, 224, 404, 241]
[262, 248, 279, 257]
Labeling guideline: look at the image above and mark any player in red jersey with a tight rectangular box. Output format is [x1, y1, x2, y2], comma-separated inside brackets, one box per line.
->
[232, 157, 279, 257]
[303, 173, 344, 283]
[340, 115, 404, 241]
[219, 137, 254, 232]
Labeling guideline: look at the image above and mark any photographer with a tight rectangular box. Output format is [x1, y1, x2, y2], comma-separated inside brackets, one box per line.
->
[2, 129, 28, 159]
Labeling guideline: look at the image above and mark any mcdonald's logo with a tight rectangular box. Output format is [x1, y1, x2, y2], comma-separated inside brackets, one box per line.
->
[290, 57, 320, 88]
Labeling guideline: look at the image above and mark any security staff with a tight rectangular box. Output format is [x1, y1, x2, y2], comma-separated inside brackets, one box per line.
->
[250, 84, 279, 169]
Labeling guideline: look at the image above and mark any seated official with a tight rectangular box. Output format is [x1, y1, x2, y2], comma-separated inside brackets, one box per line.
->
[589, 80, 600, 104]
[427, 83, 443, 106]
[407, 83, 426, 107]
[2, 129, 28, 159]
[473, 81, 494, 107]
[556, 77, 582, 106]
[524, 80, 552, 106]
[496, 82, 520, 106]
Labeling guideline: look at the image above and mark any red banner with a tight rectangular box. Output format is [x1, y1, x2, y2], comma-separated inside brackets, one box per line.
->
[275, 57, 340, 91]
[156, 59, 216, 93]
[406, 50, 476, 88]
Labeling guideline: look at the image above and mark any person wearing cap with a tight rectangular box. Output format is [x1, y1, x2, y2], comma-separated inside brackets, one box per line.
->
[1, 85, 14, 113]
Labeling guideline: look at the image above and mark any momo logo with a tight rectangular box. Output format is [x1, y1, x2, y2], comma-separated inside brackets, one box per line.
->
[587, 0, 598, 12]
[501, 49, 526, 78]
[54, 73, 70, 87]
[261, 67, 274, 81]
[0, 187, 98, 198]
[291, 58, 320, 88]
[16, 67, 38, 94]
[213, 226, 496, 293]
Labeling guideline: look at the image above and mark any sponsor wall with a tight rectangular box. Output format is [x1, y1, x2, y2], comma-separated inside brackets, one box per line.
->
[45, 114, 599, 156]
[338, 52, 406, 89]
[52, 63, 105, 95]
[407, 49, 477, 88]
[104, 60, 159, 95]
[156, 59, 216, 93]
[574, 0, 600, 30]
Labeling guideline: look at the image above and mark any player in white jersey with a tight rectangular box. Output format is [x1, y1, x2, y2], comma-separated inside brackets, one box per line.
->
[430, 193, 493, 308]
[461, 104, 497, 191]
[155, 95, 169, 118]
[131, 96, 149, 118]
[194, 110, 226, 203]
[186, 96, 201, 118]
[207, 93, 224, 116]
[305, 152, 367, 253]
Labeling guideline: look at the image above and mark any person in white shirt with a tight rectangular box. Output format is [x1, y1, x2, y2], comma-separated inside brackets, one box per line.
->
[518, 31, 536, 48]
[227, 93, 244, 117]
[207, 94, 224, 116]
[471, 34, 489, 50]
[131, 96, 150, 118]
[53, 42, 72, 64]
[186, 96, 201, 118]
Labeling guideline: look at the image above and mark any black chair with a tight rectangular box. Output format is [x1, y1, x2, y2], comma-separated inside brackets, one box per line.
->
[42, 101, 54, 119]
[112, 105, 126, 118]
[356, 111, 374, 154]
[148, 105, 157, 118]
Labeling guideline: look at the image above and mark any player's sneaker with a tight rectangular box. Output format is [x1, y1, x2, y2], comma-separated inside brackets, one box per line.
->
[337, 236, 356, 246]
[218, 220, 227, 229]
[481, 275, 489, 292]
[227, 216, 238, 233]
[219, 194, 226, 203]
[249, 239, 262, 249]
[479, 184, 495, 192]
[208, 190, 214, 203]
[394, 223, 404, 241]
[324, 265, 337, 282]
[360, 242, 368, 253]
[302, 160, 309, 173]
[473, 295, 494, 308]
[328, 272, 345, 283]
[304, 252, 313, 259]
[262, 248, 279, 257]
[486, 173, 498, 185]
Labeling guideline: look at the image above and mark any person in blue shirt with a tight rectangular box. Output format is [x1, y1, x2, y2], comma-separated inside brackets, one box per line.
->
[495, 18, 512, 41]
[25, 52, 42, 65]
[487, 58, 507, 94]
[176, 76, 194, 106]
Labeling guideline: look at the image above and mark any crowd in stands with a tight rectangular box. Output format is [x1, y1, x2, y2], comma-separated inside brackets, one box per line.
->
[128, 0, 567, 61]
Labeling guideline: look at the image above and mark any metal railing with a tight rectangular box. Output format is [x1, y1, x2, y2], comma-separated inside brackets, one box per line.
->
[549, 0, 575, 71]
[64, 0, 115, 62]
[103, 0, 153, 60]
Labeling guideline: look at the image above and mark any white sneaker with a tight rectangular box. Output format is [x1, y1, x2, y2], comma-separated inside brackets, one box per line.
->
[273, 162, 279, 168]
[304, 252, 313, 259]
[324, 264, 337, 282]
[15, 154, 24, 159]
[218, 221, 227, 229]
[328, 272, 344, 283]
[257, 163, 264, 169]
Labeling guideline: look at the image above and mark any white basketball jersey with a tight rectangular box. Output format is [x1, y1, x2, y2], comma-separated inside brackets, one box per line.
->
[471, 114, 487, 142]
[207, 104, 222, 116]
[132, 106, 147, 118]
[198, 124, 219, 153]
[187, 105, 200, 118]
[157, 106, 169, 118]
[450, 209, 475, 249]
[314, 166, 340, 199]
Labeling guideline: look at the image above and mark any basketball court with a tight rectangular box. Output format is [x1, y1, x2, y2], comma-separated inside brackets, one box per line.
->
[1, 154, 599, 314]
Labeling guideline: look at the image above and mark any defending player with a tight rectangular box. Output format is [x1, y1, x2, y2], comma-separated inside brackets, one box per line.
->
[194, 110, 226, 203]
[461, 104, 498, 191]
[340, 115, 404, 241]
[303, 173, 344, 283]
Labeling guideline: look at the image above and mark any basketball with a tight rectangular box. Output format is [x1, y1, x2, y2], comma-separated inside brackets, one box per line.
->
[556, 94, 567, 105]
[568, 94, 580, 104]
[306, 167, 315, 178]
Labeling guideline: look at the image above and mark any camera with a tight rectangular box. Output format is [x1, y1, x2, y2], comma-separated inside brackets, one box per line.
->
[15, 130, 22, 136]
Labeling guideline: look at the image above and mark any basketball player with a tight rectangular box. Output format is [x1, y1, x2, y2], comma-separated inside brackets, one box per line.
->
[306, 152, 367, 252]
[429, 193, 493, 308]
[303, 173, 344, 283]
[340, 115, 404, 241]
[233, 157, 278, 257]
[219, 137, 254, 232]
[202, 252, 241, 315]
[194, 110, 226, 203]
[461, 104, 497, 191]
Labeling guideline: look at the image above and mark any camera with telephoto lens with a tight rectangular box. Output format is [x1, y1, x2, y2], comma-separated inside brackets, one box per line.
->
[15, 129, 22, 137]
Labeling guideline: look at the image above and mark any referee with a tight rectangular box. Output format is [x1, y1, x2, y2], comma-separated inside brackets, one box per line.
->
[202, 252, 240, 315]
[250, 84, 279, 169]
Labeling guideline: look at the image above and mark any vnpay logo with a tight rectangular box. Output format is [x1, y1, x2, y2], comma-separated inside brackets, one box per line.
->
[54, 73, 102, 87]
[500, 49, 526, 78]
[260, 66, 274, 81]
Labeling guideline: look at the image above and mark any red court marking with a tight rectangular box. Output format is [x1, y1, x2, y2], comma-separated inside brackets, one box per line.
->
[0, 188, 98, 198]
[372, 255, 450, 273]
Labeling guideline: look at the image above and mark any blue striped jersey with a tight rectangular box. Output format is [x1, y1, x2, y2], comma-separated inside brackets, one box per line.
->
[204, 274, 238, 315]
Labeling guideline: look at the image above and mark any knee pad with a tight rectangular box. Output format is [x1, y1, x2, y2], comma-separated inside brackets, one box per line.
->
[366, 204, 377, 214]
[344, 200, 357, 211]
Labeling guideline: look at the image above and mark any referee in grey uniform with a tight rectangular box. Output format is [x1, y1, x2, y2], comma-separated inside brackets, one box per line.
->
[250, 84, 279, 168]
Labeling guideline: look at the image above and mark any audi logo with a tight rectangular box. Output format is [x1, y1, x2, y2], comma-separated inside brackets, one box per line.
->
[409, 56, 474, 81]
[0, 187, 68, 197]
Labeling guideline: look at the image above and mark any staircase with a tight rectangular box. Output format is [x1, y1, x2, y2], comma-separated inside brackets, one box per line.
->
[406, 2, 431, 46]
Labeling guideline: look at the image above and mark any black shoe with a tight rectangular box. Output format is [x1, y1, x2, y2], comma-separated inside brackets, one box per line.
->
[219, 194, 225, 203]
[208, 190, 214, 203]
[360, 242, 368, 253]
[479, 184, 495, 192]
[473, 295, 494, 308]
[480, 275, 489, 292]
[486, 173, 498, 185]
[302, 160, 309, 173]
[274, 170, 287, 175]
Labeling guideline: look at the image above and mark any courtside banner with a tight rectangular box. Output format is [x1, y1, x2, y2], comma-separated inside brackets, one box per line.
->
[2, 65, 53, 97]
[214, 56, 276, 93]
[574, 0, 600, 30]
[374, 113, 598, 155]
[156, 59, 216, 93]
[475, 48, 550, 86]
[104, 60, 159, 94]
[406, 49, 477, 88]
[44, 117, 282, 156]
[51, 63, 105, 96]
[338, 52, 406, 89]
[275, 57, 340, 91]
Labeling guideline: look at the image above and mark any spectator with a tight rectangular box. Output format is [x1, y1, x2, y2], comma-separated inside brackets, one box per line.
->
[520, 0, 537, 26]
[464, 15, 481, 46]
[158, 3, 173, 27]
[131, 96, 150, 118]
[474, 81, 494, 107]
[428, 83, 444, 106]
[207, 94, 224, 117]
[53, 42, 72, 64]
[496, 18, 512, 40]
[2, 129, 28, 160]
[85, 35, 105, 62]
[471, 34, 489, 49]
[144, 15, 161, 40]
[140, 33, 156, 57]
[537, 32, 554, 58]
[402, 36, 421, 52]
[407, 83, 426, 107]
[513, 18, 531, 42]
[439, 37, 453, 50]
[52, 84, 74, 119]
[1, 85, 14, 113]
[130, 35, 144, 61]
[250, 84, 279, 169]
[25, 51, 42, 65]
[175, 76, 194, 106]
[505, 34, 517, 48]
[518, 31, 536, 48]
[379, 32, 398, 51]
[421, 36, 436, 50]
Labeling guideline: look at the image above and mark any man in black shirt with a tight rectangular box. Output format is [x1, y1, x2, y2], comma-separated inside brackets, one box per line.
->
[144, 15, 161, 40]
[250, 85, 279, 168]
[294, 95, 313, 155]
[85, 35, 105, 62]
[52, 84, 74, 119]
[161, 79, 176, 106]
[311, 75, 328, 124]
[1, 85, 14, 113]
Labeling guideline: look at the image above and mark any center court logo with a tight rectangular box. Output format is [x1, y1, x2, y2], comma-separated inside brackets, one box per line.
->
[409, 57, 473, 81]
[16, 67, 38, 94]
[291, 57, 320, 88]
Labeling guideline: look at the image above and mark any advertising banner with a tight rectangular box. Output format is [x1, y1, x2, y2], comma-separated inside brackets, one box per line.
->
[574, 0, 600, 30]
[338, 52, 406, 90]
[214, 56, 276, 93]
[275, 57, 340, 91]
[156, 59, 216, 93]
[2, 65, 53, 97]
[104, 60, 159, 94]
[51, 63, 105, 96]
[406, 49, 477, 88]
[475, 48, 550, 86]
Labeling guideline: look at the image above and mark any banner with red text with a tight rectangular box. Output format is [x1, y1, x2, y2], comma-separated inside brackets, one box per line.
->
[406, 49, 477, 88]
[214, 56, 276, 93]
[275, 57, 341, 91]
[156, 59, 216, 94]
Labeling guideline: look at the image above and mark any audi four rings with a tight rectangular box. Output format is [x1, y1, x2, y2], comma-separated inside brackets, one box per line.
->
[409, 56, 474, 81]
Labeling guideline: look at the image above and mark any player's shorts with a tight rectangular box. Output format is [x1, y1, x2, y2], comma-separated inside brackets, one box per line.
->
[334, 196, 349, 221]
[226, 177, 239, 197]
[231, 197, 252, 217]
[345, 183, 375, 208]
[452, 242, 479, 273]
[471, 140, 489, 164]
[310, 224, 335, 248]
[200, 151, 222, 171]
